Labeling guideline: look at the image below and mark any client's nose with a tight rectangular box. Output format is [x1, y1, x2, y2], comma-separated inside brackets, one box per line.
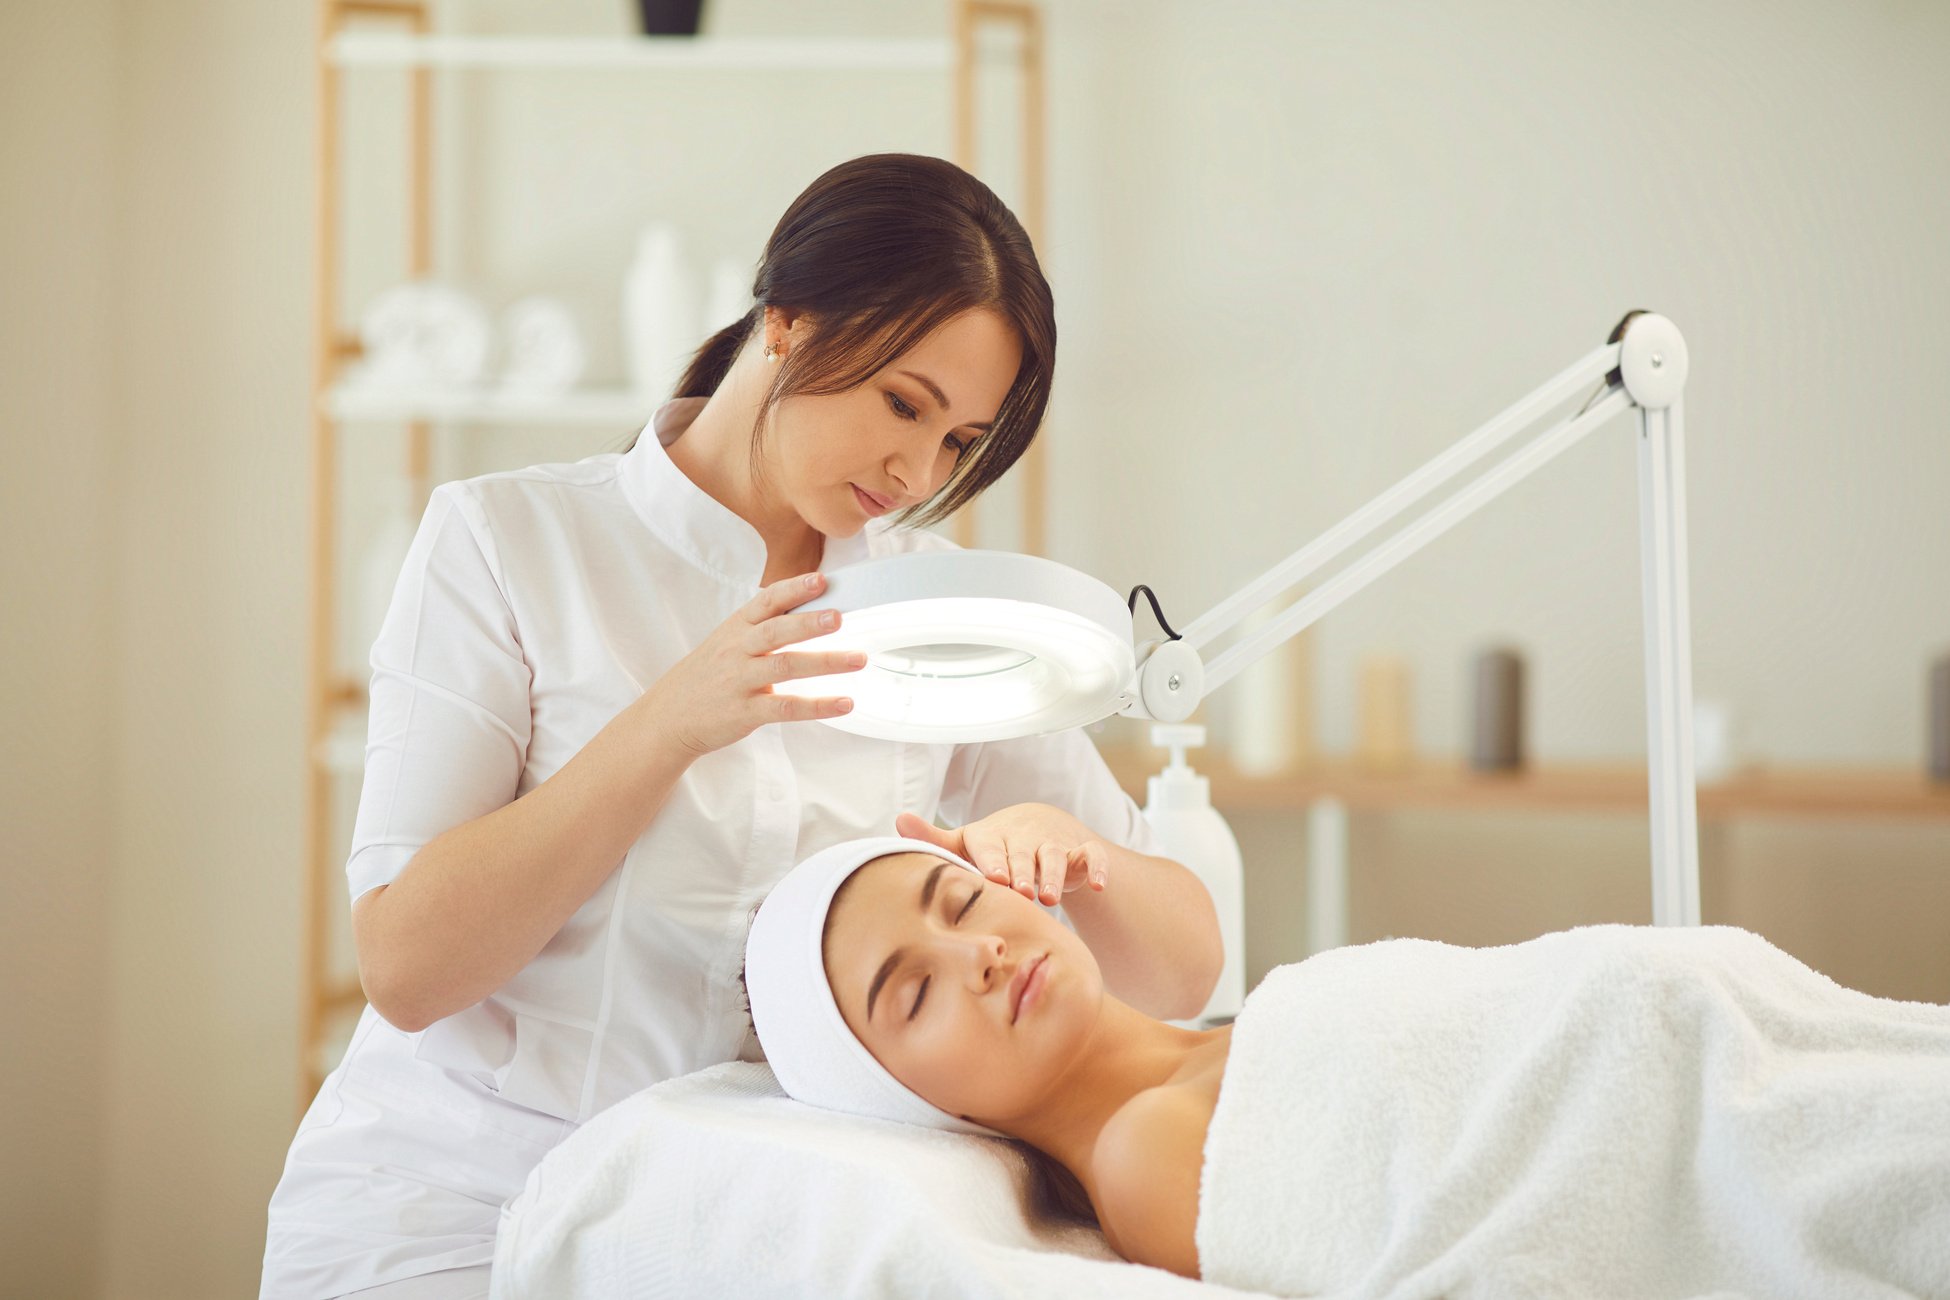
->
[951, 930, 1005, 989]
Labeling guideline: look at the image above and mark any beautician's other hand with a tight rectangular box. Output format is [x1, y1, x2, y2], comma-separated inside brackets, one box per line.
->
[894, 805, 1111, 907]
[649, 571, 865, 758]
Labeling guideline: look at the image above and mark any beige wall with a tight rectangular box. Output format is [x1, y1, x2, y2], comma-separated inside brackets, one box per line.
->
[93, 2, 315, 1296]
[1, 4, 120, 1298]
[1058, 0, 1950, 1003]
[3, 0, 1945, 1295]
[3, 0, 313, 1296]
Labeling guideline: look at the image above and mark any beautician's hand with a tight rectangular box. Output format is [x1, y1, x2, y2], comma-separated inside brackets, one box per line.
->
[648, 571, 865, 758]
[894, 805, 1111, 907]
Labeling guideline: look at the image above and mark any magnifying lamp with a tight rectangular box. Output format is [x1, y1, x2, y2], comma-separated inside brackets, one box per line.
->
[776, 550, 1136, 744]
[779, 311, 1702, 926]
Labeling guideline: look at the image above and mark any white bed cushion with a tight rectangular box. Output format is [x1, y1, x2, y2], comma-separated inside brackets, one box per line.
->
[490, 1060, 1265, 1299]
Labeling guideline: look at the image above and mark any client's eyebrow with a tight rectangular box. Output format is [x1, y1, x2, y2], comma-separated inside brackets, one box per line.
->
[865, 860, 952, 1022]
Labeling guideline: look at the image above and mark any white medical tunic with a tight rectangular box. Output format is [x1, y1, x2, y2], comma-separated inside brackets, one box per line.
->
[261, 397, 1165, 1299]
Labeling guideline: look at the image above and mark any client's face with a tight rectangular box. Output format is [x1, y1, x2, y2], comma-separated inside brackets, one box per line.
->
[823, 851, 1100, 1129]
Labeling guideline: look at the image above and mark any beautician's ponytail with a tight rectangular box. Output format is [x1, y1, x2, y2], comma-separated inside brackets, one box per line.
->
[676, 305, 760, 400]
[623, 152, 1056, 532]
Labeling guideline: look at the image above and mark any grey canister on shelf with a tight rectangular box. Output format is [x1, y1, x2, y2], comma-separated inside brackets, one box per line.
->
[1930, 650, 1950, 782]
[1469, 645, 1525, 771]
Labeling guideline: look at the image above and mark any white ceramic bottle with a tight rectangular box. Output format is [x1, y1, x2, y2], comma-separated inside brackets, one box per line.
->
[702, 254, 754, 337]
[622, 222, 698, 401]
[1142, 723, 1246, 1028]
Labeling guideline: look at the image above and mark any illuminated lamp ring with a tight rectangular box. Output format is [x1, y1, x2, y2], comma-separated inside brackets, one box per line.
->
[775, 549, 1137, 743]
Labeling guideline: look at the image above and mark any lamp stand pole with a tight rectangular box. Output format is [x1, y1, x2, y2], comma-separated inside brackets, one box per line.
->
[1635, 396, 1702, 925]
[1124, 312, 1703, 928]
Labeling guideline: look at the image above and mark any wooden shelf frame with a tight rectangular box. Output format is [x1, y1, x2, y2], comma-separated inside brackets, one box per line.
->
[1097, 743, 1950, 957]
[327, 32, 960, 70]
[1096, 747, 1950, 823]
[324, 384, 657, 426]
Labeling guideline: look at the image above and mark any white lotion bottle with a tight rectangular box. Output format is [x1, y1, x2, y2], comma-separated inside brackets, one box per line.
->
[1141, 723, 1246, 1028]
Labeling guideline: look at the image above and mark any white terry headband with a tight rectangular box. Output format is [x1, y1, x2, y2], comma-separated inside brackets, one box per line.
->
[745, 835, 1007, 1139]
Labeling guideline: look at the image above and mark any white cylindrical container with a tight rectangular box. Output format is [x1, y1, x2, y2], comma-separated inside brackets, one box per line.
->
[1141, 723, 1246, 1028]
[702, 255, 755, 338]
[622, 223, 699, 401]
[1692, 696, 1740, 783]
[1224, 604, 1313, 776]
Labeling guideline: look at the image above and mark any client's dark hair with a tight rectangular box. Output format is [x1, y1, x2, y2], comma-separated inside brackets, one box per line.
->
[736, 939, 1098, 1228]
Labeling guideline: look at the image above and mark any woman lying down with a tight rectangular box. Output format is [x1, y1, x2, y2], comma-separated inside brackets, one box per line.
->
[743, 834, 1950, 1299]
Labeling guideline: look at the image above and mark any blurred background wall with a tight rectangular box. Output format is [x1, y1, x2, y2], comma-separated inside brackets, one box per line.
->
[3, 0, 1945, 1295]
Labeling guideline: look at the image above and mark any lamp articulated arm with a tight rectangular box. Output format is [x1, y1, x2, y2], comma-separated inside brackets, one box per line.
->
[1119, 311, 1702, 926]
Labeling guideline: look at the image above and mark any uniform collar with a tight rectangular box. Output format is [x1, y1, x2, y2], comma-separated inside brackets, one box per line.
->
[620, 396, 876, 588]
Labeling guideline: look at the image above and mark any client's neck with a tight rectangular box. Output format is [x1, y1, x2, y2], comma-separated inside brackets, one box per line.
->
[996, 997, 1214, 1189]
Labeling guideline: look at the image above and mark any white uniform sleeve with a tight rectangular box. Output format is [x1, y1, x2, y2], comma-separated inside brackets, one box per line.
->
[345, 483, 533, 904]
[936, 725, 1166, 859]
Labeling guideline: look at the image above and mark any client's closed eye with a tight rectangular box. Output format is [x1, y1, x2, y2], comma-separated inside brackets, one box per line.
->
[954, 886, 982, 924]
[908, 886, 985, 1020]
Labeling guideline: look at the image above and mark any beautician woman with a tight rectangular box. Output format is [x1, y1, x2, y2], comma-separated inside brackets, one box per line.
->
[259, 152, 1222, 1300]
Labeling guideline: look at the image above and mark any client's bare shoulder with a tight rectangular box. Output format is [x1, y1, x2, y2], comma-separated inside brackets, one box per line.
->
[1088, 1026, 1232, 1281]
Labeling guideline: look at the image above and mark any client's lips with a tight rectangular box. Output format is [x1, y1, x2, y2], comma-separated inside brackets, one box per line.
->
[1010, 954, 1047, 1024]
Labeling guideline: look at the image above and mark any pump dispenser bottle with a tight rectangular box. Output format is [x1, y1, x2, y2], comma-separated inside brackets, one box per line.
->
[1141, 723, 1246, 1028]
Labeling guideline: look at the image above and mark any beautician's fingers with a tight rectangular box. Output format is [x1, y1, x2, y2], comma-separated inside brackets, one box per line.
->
[1035, 842, 1066, 905]
[954, 831, 1009, 886]
[1007, 841, 1039, 899]
[893, 812, 970, 864]
[965, 836, 1010, 887]
[770, 650, 869, 681]
[1073, 841, 1108, 891]
[744, 570, 828, 625]
[749, 607, 846, 653]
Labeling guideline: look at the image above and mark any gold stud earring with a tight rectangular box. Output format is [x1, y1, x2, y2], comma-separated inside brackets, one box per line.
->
[764, 342, 780, 362]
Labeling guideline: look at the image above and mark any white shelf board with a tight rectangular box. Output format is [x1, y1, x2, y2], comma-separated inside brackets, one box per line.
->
[328, 33, 955, 71]
[325, 384, 656, 427]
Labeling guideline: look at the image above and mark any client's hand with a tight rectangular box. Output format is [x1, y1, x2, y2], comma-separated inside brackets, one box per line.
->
[894, 805, 1111, 907]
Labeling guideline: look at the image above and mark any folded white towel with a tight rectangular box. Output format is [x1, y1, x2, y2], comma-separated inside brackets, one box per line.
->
[1196, 924, 1950, 1299]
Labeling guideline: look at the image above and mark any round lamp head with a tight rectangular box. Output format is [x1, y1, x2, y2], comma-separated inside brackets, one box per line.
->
[776, 550, 1136, 743]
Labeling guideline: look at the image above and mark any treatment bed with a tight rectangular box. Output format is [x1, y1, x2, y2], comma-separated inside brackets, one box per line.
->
[491, 924, 1950, 1300]
[488, 1059, 1265, 1298]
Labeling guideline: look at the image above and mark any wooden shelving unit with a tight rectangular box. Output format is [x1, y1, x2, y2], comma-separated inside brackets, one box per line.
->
[301, 0, 1048, 1114]
[323, 384, 656, 427]
[327, 33, 959, 70]
[1096, 747, 1950, 823]
[1097, 741, 1950, 955]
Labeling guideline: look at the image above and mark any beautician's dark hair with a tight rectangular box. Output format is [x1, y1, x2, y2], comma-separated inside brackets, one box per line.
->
[622, 152, 1056, 532]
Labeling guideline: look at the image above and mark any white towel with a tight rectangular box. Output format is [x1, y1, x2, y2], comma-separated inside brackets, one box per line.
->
[1196, 924, 1950, 1299]
[743, 835, 1007, 1137]
[491, 1061, 1270, 1299]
